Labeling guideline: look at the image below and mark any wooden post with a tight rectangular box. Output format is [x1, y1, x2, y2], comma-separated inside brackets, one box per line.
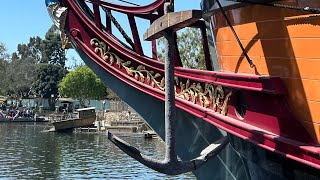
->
[128, 14, 144, 55]
[93, 0, 102, 29]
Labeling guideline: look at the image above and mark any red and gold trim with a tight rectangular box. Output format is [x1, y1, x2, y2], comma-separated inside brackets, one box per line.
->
[212, 0, 320, 143]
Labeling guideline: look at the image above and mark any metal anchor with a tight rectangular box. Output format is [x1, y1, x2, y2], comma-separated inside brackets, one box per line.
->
[107, 2, 229, 175]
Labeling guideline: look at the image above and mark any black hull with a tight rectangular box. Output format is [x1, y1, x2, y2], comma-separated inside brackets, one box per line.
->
[74, 44, 320, 179]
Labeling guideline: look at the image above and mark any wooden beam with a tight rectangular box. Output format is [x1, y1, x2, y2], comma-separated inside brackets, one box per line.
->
[93, 3, 102, 29]
[128, 14, 144, 55]
[144, 10, 203, 41]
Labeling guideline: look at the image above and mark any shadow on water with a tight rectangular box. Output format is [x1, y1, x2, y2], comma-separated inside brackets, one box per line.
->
[0, 123, 195, 179]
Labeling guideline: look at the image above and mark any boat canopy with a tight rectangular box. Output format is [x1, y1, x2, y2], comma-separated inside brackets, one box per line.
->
[76, 107, 96, 112]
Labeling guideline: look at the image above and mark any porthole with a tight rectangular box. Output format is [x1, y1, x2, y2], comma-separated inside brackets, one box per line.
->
[235, 91, 246, 119]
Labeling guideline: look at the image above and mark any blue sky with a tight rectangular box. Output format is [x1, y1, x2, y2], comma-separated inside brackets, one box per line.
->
[0, 0, 202, 67]
[1, 1, 52, 54]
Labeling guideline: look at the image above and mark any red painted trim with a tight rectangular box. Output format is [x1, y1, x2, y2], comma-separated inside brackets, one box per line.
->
[68, 0, 285, 95]
[72, 34, 320, 170]
[92, 2, 102, 29]
[128, 14, 144, 55]
[63, 0, 320, 170]
[152, 40, 158, 60]
[175, 99, 320, 169]
[173, 33, 183, 67]
[85, 0, 165, 14]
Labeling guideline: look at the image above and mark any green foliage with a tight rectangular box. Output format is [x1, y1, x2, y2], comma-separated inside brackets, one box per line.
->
[3, 57, 37, 98]
[1, 38, 44, 98]
[0, 25, 69, 99]
[0, 43, 9, 95]
[42, 25, 67, 67]
[32, 64, 67, 98]
[0, 43, 9, 61]
[58, 66, 107, 107]
[67, 56, 85, 70]
[32, 64, 67, 109]
[157, 27, 206, 70]
[17, 36, 42, 63]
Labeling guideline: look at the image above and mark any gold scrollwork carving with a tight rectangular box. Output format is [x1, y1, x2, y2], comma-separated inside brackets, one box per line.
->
[90, 38, 165, 90]
[176, 78, 232, 116]
[90, 38, 232, 115]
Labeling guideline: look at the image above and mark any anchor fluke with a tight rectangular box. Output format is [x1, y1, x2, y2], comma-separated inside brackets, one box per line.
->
[200, 136, 230, 158]
[107, 131, 140, 155]
[107, 131, 229, 175]
[106, 2, 229, 175]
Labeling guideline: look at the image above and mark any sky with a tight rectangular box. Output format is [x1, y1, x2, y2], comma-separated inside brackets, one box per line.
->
[0, 0, 202, 67]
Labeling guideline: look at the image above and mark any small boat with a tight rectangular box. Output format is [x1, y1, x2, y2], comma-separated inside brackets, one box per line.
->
[0, 110, 43, 122]
[49, 107, 96, 131]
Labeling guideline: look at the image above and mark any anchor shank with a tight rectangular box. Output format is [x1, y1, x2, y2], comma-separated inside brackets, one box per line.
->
[164, 29, 177, 163]
[163, 2, 178, 163]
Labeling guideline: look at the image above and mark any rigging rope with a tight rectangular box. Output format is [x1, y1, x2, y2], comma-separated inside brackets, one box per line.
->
[216, 0, 255, 68]
[103, 8, 136, 50]
[235, 0, 320, 14]
[117, 0, 140, 6]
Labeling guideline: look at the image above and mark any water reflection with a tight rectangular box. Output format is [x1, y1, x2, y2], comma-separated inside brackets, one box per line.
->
[0, 123, 195, 179]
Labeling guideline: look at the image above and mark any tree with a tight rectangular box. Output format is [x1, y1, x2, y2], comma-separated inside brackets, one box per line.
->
[3, 57, 37, 98]
[0, 59, 7, 93]
[0, 24, 68, 99]
[1, 36, 43, 97]
[67, 56, 84, 70]
[157, 27, 206, 70]
[16, 36, 43, 63]
[32, 64, 68, 109]
[0, 43, 9, 95]
[1, 42, 38, 98]
[42, 25, 67, 67]
[58, 66, 107, 107]
[0, 43, 9, 61]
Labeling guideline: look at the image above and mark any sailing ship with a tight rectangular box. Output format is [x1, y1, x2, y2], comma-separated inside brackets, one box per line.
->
[46, 0, 320, 179]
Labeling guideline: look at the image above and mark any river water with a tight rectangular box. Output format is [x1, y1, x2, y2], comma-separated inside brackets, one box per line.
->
[0, 123, 195, 179]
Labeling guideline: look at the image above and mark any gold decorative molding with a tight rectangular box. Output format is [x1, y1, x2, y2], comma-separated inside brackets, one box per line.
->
[90, 38, 165, 90]
[90, 38, 232, 115]
[175, 78, 232, 116]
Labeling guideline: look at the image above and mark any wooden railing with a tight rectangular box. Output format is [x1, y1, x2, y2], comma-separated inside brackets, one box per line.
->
[47, 113, 78, 122]
[66, 0, 213, 70]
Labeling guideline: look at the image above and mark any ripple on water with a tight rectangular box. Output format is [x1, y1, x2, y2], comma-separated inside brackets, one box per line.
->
[0, 123, 196, 179]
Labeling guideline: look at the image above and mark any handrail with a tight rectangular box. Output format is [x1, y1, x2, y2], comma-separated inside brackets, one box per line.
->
[66, 0, 286, 94]
[72, 31, 285, 94]
[67, 0, 285, 94]
[84, 0, 165, 14]
[72, 0, 137, 50]
[67, 0, 164, 66]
